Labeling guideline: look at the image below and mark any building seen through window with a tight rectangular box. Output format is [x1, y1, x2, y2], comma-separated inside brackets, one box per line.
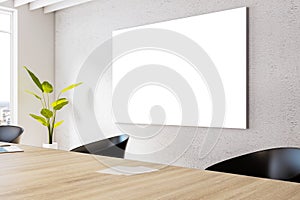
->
[0, 10, 12, 125]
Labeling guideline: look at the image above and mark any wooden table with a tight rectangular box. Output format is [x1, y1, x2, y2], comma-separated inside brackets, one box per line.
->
[1, 143, 300, 200]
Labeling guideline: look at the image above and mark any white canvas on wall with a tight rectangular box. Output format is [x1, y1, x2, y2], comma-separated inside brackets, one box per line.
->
[112, 7, 247, 129]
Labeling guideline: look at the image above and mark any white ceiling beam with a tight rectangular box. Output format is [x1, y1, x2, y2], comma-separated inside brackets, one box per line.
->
[0, 0, 9, 3]
[30, 0, 64, 10]
[14, 0, 38, 7]
[44, 0, 92, 13]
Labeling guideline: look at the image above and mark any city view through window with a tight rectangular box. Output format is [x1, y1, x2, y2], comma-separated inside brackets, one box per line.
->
[0, 11, 12, 125]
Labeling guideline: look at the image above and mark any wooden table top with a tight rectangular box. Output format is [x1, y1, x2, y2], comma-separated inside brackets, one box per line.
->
[1, 143, 300, 200]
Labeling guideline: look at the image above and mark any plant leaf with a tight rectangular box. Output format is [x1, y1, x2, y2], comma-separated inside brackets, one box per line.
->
[23, 66, 44, 92]
[42, 81, 53, 93]
[25, 90, 42, 100]
[60, 82, 83, 94]
[51, 98, 69, 110]
[29, 114, 48, 126]
[54, 120, 64, 128]
[40, 108, 53, 119]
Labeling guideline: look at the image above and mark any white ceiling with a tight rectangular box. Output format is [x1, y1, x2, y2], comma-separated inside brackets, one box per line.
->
[2, 0, 94, 13]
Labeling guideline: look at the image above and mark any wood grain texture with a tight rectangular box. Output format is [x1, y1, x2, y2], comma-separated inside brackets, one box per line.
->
[1, 143, 300, 200]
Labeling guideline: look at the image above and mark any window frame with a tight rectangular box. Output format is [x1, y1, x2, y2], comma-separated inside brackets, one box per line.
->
[0, 6, 18, 124]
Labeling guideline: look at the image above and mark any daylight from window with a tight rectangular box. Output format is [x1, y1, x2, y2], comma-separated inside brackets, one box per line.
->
[0, 11, 12, 125]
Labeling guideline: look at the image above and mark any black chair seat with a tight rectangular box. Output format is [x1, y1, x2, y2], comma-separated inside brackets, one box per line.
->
[206, 148, 300, 183]
[71, 134, 129, 158]
[0, 125, 24, 143]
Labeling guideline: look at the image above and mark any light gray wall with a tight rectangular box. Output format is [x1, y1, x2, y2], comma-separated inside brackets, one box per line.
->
[55, 0, 300, 169]
[1, 1, 55, 146]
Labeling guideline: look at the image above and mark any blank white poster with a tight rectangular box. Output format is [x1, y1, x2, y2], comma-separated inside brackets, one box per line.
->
[112, 7, 247, 129]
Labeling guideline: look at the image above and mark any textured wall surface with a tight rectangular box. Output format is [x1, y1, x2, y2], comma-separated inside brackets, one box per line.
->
[55, 0, 300, 169]
[1, 1, 55, 146]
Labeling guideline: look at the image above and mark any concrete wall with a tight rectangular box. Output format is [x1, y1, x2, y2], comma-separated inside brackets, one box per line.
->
[0, 1, 55, 146]
[55, 0, 300, 169]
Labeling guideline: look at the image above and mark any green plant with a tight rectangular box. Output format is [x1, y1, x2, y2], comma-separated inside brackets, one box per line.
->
[24, 66, 82, 144]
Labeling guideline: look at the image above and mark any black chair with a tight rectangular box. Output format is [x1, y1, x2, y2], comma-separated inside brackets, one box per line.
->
[71, 134, 129, 158]
[0, 125, 24, 143]
[206, 148, 300, 183]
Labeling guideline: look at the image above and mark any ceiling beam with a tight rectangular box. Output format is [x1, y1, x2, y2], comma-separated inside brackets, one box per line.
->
[44, 0, 93, 13]
[30, 0, 64, 10]
[14, 0, 37, 7]
[0, 0, 9, 3]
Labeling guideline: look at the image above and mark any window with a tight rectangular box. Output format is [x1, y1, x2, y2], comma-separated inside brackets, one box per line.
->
[0, 7, 17, 125]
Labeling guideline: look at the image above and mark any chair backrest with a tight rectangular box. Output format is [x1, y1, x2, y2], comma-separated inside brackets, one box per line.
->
[206, 148, 300, 183]
[71, 134, 129, 158]
[0, 125, 24, 143]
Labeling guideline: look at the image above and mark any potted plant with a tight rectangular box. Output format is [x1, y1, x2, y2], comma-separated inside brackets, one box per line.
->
[24, 66, 82, 149]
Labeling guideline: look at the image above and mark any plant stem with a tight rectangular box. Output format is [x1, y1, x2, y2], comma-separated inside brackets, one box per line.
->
[49, 111, 56, 144]
[42, 93, 47, 109]
[40, 99, 45, 108]
[47, 93, 50, 108]
[47, 124, 52, 144]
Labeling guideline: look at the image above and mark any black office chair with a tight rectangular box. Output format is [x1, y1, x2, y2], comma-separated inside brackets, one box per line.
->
[0, 125, 24, 143]
[206, 148, 300, 183]
[71, 134, 129, 158]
